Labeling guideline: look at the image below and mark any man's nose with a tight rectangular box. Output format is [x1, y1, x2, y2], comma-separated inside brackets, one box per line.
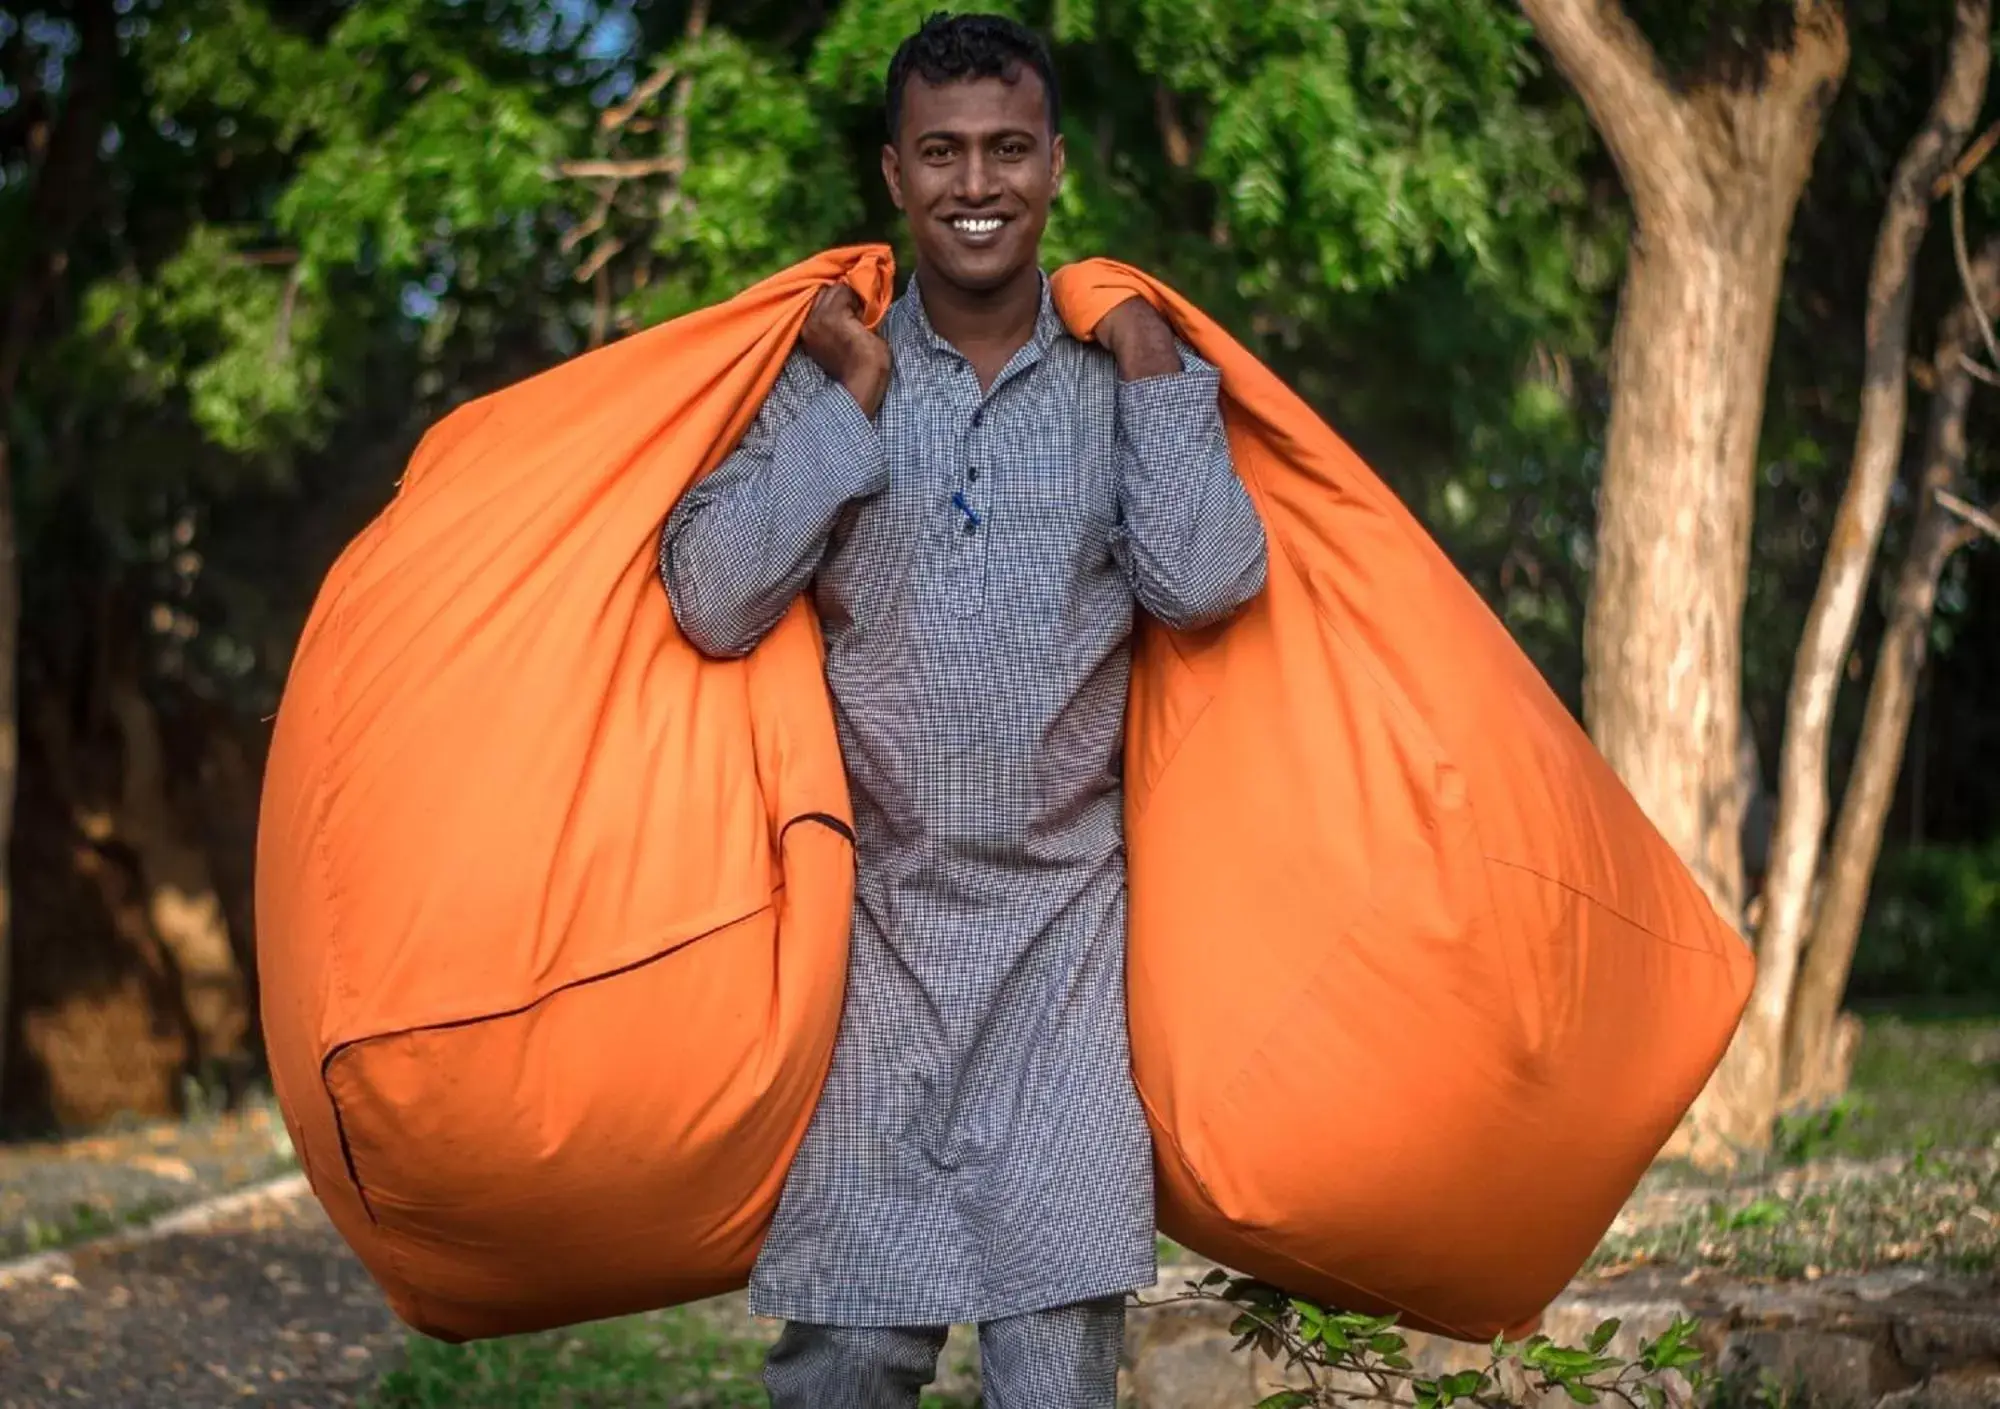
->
[956, 151, 1001, 203]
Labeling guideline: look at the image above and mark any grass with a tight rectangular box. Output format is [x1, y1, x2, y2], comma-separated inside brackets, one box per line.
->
[12, 1192, 185, 1254]
[366, 1305, 981, 1409]
[1588, 1145, 2000, 1279]
[364, 1010, 2000, 1405]
[1590, 1012, 2000, 1280]
[368, 1308, 774, 1409]
[1829, 1010, 2000, 1156]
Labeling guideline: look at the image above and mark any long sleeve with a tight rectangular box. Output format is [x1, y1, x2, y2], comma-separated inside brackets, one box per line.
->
[1110, 343, 1268, 630]
[660, 350, 889, 659]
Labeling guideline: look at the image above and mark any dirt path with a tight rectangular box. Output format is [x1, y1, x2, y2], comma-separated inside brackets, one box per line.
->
[0, 1180, 404, 1408]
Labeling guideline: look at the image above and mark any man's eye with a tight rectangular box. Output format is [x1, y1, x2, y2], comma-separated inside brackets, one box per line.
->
[923, 145, 953, 161]
[997, 143, 1027, 159]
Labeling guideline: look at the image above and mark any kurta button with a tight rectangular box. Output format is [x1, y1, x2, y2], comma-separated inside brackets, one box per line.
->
[962, 519, 977, 535]
[968, 466, 980, 482]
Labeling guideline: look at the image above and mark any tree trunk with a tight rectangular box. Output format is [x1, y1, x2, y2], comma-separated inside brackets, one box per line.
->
[1519, 0, 1850, 1166]
[1584, 183, 1799, 926]
[0, 437, 18, 1110]
[1782, 239, 2000, 1104]
[1520, 1, 1849, 917]
[103, 674, 251, 1081]
[0, 0, 117, 1108]
[1735, 0, 1992, 1137]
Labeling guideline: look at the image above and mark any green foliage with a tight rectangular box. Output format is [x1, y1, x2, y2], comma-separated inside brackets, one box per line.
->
[1592, 1143, 2000, 1279]
[368, 1307, 776, 1408]
[367, 1304, 980, 1408]
[810, 0, 1029, 110]
[629, 27, 864, 323]
[74, 226, 328, 463]
[1773, 1098, 1863, 1166]
[15, 0, 1996, 877]
[1092, 0, 1599, 305]
[11, 0, 1616, 721]
[1179, 1269, 1706, 1408]
[1852, 840, 2000, 1001]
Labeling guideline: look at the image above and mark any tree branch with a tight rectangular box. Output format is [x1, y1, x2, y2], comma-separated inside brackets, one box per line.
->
[560, 0, 709, 291]
[575, 235, 624, 283]
[1781, 235, 2000, 1099]
[1516, 0, 1692, 221]
[561, 183, 618, 255]
[1755, 0, 1990, 1003]
[272, 265, 302, 361]
[555, 155, 687, 181]
[1951, 171, 2000, 374]
[1932, 114, 2000, 196]
[1154, 83, 1192, 168]
[1959, 351, 2000, 386]
[1937, 489, 2000, 542]
[601, 63, 678, 132]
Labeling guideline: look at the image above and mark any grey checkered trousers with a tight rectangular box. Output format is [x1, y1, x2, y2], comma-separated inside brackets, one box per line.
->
[660, 272, 1266, 1406]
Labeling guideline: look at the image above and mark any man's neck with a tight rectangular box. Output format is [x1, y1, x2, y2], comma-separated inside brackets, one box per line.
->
[916, 261, 1043, 380]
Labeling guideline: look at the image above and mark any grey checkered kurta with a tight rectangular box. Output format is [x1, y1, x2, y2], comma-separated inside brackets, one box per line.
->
[659, 273, 1267, 1327]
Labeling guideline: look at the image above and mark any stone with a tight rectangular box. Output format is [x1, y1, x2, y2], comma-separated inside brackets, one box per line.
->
[1876, 1373, 2000, 1409]
[1894, 1310, 2000, 1374]
[1851, 1270, 1939, 1303]
[1124, 1299, 1256, 1409]
[1716, 1328, 1904, 1409]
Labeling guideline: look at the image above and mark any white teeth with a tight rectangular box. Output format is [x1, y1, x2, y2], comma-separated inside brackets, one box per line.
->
[953, 218, 1003, 234]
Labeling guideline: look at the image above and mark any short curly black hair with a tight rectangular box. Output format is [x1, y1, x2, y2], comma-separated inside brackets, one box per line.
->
[884, 12, 1060, 143]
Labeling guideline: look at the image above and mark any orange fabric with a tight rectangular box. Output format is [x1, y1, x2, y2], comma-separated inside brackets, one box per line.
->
[257, 245, 1751, 1347]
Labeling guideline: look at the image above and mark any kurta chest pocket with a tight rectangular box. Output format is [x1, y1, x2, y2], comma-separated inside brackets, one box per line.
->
[985, 360, 1121, 623]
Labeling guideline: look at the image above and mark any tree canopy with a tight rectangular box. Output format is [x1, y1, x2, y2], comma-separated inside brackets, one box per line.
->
[3, 0, 1998, 1128]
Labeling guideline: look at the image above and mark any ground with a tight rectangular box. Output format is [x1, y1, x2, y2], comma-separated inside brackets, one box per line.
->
[0, 1011, 1994, 1408]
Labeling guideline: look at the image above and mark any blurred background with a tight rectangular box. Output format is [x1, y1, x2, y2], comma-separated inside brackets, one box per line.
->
[1, 1, 1999, 1405]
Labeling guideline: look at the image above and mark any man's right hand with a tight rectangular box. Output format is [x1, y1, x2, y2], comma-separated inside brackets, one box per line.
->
[801, 284, 891, 419]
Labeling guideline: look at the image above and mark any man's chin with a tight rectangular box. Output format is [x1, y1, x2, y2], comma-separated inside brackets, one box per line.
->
[919, 244, 1037, 294]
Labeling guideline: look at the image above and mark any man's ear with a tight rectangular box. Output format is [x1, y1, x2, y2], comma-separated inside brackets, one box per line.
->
[1050, 133, 1066, 196]
[882, 143, 905, 210]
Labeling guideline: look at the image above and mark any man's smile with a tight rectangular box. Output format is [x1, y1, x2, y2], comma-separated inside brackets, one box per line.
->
[946, 213, 1011, 245]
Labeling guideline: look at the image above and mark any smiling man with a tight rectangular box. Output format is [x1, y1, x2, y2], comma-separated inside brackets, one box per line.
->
[658, 13, 1267, 1408]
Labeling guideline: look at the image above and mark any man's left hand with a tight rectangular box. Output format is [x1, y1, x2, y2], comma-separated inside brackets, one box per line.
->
[1093, 297, 1182, 381]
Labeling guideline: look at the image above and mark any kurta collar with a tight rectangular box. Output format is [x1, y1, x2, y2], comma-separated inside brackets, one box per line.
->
[891, 268, 1066, 371]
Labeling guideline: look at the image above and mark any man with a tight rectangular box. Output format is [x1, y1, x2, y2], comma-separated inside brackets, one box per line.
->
[659, 13, 1267, 1407]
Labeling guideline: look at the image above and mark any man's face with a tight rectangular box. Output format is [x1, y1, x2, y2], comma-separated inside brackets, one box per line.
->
[883, 68, 1064, 294]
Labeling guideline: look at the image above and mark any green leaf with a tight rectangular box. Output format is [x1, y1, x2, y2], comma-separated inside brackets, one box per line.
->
[1254, 1393, 1314, 1409]
[1051, 0, 1098, 43]
[1442, 1370, 1488, 1397]
[1565, 1383, 1601, 1405]
[1587, 1319, 1621, 1353]
[1722, 1198, 1788, 1230]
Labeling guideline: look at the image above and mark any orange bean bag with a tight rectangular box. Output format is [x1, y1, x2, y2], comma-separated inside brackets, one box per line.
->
[256, 244, 1750, 1346]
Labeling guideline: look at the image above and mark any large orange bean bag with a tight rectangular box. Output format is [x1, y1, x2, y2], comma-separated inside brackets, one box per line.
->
[256, 244, 1750, 1346]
